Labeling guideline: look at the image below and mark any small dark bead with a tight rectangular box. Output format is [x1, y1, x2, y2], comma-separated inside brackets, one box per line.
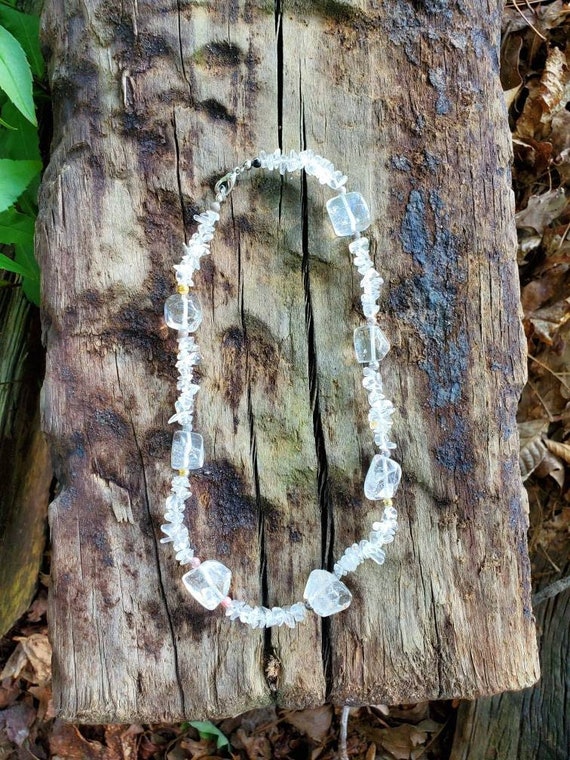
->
[252, 158, 261, 168]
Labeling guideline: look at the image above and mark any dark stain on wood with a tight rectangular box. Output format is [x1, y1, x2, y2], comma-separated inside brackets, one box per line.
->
[221, 326, 246, 430]
[193, 40, 244, 69]
[197, 98, 237, 125]
[397, 188, 469, 410]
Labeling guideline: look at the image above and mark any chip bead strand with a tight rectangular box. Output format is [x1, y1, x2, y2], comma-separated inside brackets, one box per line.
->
[161, 148, 401, 628]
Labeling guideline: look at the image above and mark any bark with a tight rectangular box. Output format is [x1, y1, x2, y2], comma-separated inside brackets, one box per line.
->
[0, 283, 51, 636]
[451, 558, 570, 760]
[38, 0, 540, 722]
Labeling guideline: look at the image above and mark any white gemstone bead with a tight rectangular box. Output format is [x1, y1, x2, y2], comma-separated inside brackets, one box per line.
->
[368, 398, 395, 433]
[362, 543, 386, 565]
[354, 325, 390, 363]
[171, 431, 204, 470]
[176, 547, 195, 564]
[349, 237, 369, 253]
[225, 600, 247, 621]
[182, 560, 231, 610]
[326, 192, 371, 236]
[164, 293, 202, 331]
[361, 269, 383, 297]
[384, 506, 398, 521]
[290, 602, 308, 622]
[304, 569, 352, 617]
[361, 296, 380, 319]
[328, 170, 348, 190]
[364, 455, 402, 500]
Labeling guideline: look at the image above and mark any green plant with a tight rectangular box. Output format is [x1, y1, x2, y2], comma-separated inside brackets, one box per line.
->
[0, 0, 44, 305]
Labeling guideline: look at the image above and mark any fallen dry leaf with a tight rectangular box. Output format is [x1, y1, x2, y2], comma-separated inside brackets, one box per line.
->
[13, 633, 51, 686]
[282, 705, 333, 743]
[104, 724, 143, 760]
[516, 45, 569, 139]
[378, 723, 428, 760]
[544, 438, 570, 465]
[0, 702, 36, 746]
[50, 721, 110, 759]
[234, 728, 272, 760]
[534, 450, 565, 488]
[26, 594, 48, 623]
[28, 684, 55, 721]
[515, 188, 567, 233]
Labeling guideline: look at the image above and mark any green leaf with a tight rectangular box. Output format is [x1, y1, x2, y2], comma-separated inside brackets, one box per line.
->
[0, 7, 43, 78]
[0, 251, 34, 278]
[0, 26, 36, 125]
[15, 240, 39, 304]
[0, 206, 34, 244]
[188, 721, 230, 750]
[0, 158, 41, 212]
[0, 101, 40, 160]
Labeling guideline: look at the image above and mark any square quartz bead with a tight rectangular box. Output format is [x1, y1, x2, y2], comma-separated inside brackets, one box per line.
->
[326, 192, 371, 236]
[164, 293, 202, 332]
[354, 325, 390, 363]
[171, 431, 204, 470]
[364, 454, 402, 500]
[182, 560, 231, 610]
[303, 569, 352, 617]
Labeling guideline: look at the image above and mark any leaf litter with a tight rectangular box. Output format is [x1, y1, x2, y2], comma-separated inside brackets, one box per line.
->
[2, 2, 570, 759]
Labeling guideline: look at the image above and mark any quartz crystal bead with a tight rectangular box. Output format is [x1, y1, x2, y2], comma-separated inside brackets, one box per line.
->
[225, 600, 247, 621]
[361, 268, 383, 297]
[334, 543, 366, 578]
[354, 325, 390, 364]
[171, 431, 204, 470]
[182, 560, 232, 610]
[364, 454, 402, 500]
[290, 602, 308, 622]
[349, 238, 373, 275]
[160, 523, 189, 548]
[326, 192, 371, 236]
[361, 541, 386, 565]
[304, 569, 352, 617]
[368, 398, 395, 433]
[164, 293, 202, 332]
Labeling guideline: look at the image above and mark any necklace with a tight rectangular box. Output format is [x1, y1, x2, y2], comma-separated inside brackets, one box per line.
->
[160, 149, 400, 629]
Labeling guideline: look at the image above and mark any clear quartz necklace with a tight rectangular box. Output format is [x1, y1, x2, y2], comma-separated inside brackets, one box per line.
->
[160, 149, 400, 629]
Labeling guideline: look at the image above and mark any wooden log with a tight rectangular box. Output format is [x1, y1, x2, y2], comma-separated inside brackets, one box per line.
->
[0, 283, 51, 636]
[450, 557, 570, 759]
[38, 0, 540, 721]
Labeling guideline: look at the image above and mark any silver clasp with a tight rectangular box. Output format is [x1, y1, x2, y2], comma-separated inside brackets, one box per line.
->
[214, 159, 254, 202]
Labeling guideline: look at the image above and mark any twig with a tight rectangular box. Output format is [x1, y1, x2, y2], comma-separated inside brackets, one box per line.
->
[338, 705, 350, 760]
[527, 379, 555, 422]
[533, 574, 570, 605]
[510, 0, 547, 39]
[528, 354, 570, 391]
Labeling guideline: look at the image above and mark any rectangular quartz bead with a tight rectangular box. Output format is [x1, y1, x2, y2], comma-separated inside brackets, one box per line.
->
[354, 325, 390, 363]
[326, 192, 371, 236]
[171, 430, 204, 470]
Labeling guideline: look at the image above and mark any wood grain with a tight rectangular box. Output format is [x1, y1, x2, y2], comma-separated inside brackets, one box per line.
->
[39, 0, 540, 721]
[0, 286, 51, 636]
[451, 558, 570, 759]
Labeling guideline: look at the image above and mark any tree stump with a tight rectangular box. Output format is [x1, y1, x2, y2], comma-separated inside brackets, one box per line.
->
[39, 0, 540, 721]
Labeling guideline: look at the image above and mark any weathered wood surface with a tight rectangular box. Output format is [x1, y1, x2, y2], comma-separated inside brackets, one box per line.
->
[39, 0, 540, 721]
[451, 556, 570, 759]
[0, 283, 51, 635]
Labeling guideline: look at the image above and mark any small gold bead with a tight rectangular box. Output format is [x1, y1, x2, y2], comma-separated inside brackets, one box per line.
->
[382, 498, 393, 506]
[177, 284, 190, 294]
[178, 469, 189, 476]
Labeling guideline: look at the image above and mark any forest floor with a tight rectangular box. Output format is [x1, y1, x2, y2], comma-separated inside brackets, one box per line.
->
[1, 3, 570, 759]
